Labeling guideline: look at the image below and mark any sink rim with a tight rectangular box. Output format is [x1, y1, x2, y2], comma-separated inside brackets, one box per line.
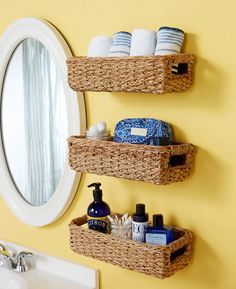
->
[0, 240, 99, 289]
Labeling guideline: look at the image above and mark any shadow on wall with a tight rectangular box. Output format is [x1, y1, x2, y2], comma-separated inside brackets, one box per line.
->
[179, 32, 226, 110]
[107, 32, 225, 114]
[188, 146, 227, 204]
[114, 57, 224, 110]
[170, 124, 187, 142]
[151, 231, 225, 289]
[157, 145, 227, 205]
[186, 232, 225, 289]
[129, 143, 228, 208]
[192, 57, 225, 110]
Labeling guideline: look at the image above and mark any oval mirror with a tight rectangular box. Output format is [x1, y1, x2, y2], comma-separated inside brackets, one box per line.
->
[0, 18, 85, 226]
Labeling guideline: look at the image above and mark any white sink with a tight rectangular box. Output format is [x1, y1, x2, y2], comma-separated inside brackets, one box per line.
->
[0, 241, 99, 289]
[0, 267, 27, 289]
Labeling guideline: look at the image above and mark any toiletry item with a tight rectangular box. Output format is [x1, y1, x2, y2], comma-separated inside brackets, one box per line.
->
[87, 182, 111, 233]
[87, 35, 113, 57]
[108, 31, 132, 57]
[109, 213, 132, 239]
[86, 121, 111, 141]
[113, 118, 173, 146]
[132, 204, 149, 243]
[155, 26, 184, 56]
[130, 28, 156, 56]
[87, 125, 99, 136]
[145, 214, 174, 246]
[96, 121, 107, 133]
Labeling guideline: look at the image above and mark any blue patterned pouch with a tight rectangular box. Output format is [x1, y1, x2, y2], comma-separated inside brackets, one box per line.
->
[113, 118, 173, 146]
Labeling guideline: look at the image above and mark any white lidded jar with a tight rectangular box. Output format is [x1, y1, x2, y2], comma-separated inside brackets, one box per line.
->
[86, 121, 111, 141]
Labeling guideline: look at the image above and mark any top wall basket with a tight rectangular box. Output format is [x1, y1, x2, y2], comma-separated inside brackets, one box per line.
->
[67, 53, 194, 94]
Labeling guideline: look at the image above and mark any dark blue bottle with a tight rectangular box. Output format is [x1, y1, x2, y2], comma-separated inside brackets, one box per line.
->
[145, 214, 173, 245]
[87, 182, 111, 233]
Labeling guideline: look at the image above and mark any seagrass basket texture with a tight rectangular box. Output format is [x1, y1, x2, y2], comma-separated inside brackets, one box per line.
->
[69, 215, 192, 278]
[67, 53, 194, 94]
[67, 137, 196, 185]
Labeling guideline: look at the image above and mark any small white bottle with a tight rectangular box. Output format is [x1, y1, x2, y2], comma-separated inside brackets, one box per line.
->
[132, 204, 149, 243]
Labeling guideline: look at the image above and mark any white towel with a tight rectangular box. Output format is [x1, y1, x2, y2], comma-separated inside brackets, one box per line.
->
[130, 29, 156, 56]
[87, 35, 113, 57]
[108, 31, 132, 57]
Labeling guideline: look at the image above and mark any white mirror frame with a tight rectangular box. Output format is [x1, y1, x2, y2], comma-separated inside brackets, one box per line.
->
[0, 18, 86, 226]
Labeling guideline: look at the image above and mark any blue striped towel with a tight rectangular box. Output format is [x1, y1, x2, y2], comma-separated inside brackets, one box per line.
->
[108, 31, 132, 57]
[155, 26, 184, 55]
[155, 26, 185, 74]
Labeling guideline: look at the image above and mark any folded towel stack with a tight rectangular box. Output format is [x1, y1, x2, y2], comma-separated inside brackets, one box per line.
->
[108, 31, 132, 57]
[130, 29, 156, 56]
[87, 35, 113, 57]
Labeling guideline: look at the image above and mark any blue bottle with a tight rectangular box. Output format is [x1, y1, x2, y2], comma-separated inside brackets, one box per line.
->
[87, 182, 111, 233]
[145, 214, 173, 245]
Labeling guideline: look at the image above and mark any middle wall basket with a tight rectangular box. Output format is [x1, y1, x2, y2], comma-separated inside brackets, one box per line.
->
[68, 137, 196, 185]
[66, 53, 194, 94]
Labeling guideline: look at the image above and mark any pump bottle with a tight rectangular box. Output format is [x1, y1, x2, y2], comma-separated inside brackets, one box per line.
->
[87, 182, 111, 233]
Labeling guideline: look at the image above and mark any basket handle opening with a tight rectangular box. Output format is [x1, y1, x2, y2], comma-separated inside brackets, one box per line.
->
[172, 63, 189, 75]
[170, 245, 188, 262]
[168, 154, 187, 167]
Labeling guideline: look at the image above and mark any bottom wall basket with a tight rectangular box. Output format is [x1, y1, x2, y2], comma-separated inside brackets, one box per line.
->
[69, 215, 193, 279]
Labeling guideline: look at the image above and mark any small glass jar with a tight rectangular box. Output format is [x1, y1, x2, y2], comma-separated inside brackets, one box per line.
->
[110, 223, 132, 239]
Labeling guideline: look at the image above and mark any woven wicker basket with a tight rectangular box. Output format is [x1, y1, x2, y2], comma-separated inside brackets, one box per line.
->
[69, 215, 192, 279]
[68, 136, 196, 185]
[67, 53, 194, 94]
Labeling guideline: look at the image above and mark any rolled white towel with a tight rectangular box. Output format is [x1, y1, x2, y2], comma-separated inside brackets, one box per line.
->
[130, 29, 156, 56]
[108, 31, 132, 57]
[87, 35, 113, 57]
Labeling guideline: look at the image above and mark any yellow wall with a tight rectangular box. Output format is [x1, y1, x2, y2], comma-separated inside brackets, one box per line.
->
[0, 1, 236, 288]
